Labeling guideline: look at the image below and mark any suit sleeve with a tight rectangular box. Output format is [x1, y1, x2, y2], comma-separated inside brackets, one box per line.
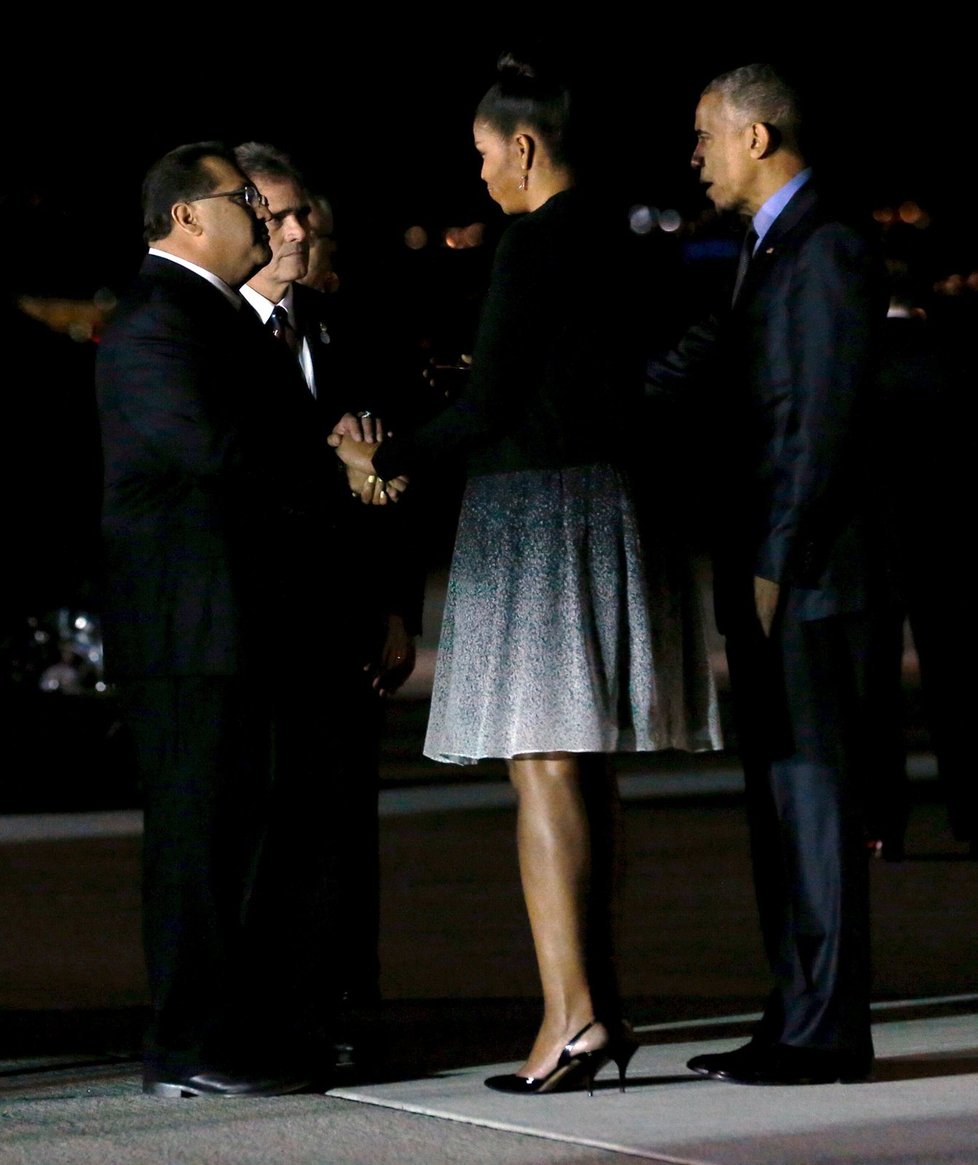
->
[644, 312, 721, 404]
[758, 224, 882, 586]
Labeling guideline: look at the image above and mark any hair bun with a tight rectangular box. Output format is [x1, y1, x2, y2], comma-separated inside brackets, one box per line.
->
[496, 50, 537, 80]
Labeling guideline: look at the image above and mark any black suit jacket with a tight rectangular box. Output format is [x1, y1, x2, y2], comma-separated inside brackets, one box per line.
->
[96, 255, 343, 679]
[272, 281, 425, 638]
[292, 281, 358, 426]
[648, 182, 888, 631]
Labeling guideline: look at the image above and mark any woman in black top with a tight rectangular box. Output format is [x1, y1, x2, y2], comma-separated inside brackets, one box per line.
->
[335, 48, 722, 1094]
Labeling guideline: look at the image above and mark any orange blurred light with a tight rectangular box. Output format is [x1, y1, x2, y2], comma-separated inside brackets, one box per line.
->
[404, 225, 428, 250]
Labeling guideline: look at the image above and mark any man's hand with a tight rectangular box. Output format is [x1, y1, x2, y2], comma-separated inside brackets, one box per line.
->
[754, 576, 781, 638]
[331, 410, 385, 444]
[364, 614, 416, 697]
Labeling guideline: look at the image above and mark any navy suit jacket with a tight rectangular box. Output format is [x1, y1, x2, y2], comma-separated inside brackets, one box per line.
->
[648, 181, 888, 630]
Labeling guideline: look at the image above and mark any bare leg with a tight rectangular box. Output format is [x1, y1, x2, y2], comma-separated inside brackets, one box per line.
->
[507, 752, 618, 1078]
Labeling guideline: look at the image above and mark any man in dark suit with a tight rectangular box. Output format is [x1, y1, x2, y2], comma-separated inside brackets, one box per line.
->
[647, 64, 887, 1085]
[233, 142, 424, 1073]
[96, 141, 362, 1096]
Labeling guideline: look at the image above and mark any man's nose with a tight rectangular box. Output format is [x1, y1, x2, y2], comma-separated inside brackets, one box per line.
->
[284, 213, 307, 240]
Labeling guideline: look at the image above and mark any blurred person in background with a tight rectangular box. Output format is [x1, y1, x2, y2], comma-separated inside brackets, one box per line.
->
[863, 251, 977, 860]
[300, 191, 340, 295]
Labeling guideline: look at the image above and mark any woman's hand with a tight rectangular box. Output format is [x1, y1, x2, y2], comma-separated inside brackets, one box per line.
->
[329, 433, 407, 504]
[330, 433, 383, 503]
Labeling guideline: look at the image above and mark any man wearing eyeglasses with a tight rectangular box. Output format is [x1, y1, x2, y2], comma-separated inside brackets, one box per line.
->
[96, 141, 349, 1098]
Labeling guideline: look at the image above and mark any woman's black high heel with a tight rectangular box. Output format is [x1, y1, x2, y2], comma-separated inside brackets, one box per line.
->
[606, 1021, 640, 1092]
[484, 1019, 638, 1096]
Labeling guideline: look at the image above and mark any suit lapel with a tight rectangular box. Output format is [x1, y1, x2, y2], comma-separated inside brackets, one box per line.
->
[293, 284, 338, 412]
[734, 182, 820, 306]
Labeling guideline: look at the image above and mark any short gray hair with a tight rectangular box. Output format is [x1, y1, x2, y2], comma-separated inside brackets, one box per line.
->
[702, 63, 804, 151]
[233, 141, 305, 186]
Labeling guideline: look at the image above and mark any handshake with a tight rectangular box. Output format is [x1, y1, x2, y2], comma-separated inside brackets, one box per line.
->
[328, 410, 409, 505]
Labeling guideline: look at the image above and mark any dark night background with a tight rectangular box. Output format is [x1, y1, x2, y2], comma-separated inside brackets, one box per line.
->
[5, 25, 977, 296]
[2, 22, 976, 694]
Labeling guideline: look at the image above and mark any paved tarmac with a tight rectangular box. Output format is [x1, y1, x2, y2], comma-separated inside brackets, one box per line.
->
[2, 719, 977, 1162]
[2, 578, 977, 1163]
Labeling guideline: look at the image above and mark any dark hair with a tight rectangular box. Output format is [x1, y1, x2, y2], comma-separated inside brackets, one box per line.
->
[702, 63, 806, 155]
[141, 140, 239, 244]
[233, 141, 306, 187]
[475, 48, 579, 171]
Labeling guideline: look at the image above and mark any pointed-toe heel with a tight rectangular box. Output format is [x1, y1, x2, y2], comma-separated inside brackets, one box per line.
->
[484, 1020, 605, 1096]
[484, 1019, 637, 1097]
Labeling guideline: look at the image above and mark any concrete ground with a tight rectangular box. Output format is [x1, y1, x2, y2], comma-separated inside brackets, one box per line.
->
[2, 571, 976, 1163]
[2, 736, 977, 1163]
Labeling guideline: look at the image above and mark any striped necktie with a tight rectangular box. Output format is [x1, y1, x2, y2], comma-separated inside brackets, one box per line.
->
[268, 304, 300, 357]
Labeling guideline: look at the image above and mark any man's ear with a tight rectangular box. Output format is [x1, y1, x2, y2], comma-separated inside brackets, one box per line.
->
[750, 121, 780, 159]
[171, 202, 203, 237]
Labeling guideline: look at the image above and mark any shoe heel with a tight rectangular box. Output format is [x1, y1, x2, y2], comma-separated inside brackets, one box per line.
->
[611, 1038, 639, 1093]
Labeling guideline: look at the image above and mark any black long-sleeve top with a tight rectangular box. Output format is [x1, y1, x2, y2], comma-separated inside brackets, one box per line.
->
[373, 187, 646, 482]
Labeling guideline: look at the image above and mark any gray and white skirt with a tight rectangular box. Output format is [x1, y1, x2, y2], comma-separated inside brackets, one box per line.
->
[423, 462, 723, 765]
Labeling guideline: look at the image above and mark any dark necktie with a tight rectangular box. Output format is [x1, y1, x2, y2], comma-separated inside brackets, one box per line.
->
[732, 225, 759, 305]
[268, 304, 300, 357]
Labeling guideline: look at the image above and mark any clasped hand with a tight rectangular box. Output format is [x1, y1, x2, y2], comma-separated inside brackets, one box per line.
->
[329, 412, 408, 505]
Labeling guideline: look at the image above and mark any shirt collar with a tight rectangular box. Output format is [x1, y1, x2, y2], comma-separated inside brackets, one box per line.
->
[147, 248, 242, 308]
[240, 282, 295, 325]
[750, 167, 812, 249]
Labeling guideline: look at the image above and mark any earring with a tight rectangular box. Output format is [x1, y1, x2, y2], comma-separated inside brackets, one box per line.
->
[518, 172, 528, 191]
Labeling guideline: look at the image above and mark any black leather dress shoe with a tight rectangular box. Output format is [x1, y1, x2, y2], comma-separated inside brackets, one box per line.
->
[687, 1042, 764, 1080]
[687, 1042, 872, 1085]
[143, 1068, 311, 1098]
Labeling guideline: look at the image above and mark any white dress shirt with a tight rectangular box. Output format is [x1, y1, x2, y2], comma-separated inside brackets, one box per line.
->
[239, 283, 316, 397]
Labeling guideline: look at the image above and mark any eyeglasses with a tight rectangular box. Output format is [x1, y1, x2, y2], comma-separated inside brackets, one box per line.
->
[188, 185, 268, 211]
